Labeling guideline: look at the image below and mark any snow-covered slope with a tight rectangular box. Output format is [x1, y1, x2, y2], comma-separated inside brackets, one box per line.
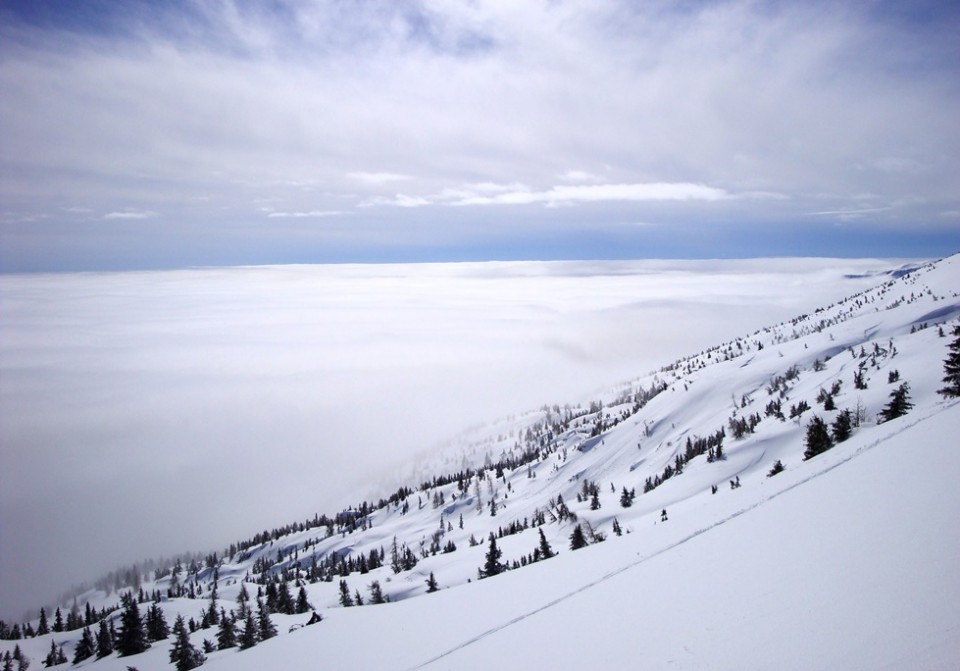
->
[3, 254, 958, 670]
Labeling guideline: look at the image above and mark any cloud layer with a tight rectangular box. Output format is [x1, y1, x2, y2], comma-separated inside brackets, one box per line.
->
[1, 0, 958, 269]
[0, 258, 910, 619]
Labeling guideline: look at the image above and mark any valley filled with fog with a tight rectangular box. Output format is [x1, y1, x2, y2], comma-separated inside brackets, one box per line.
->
[0, 258, 909, 619]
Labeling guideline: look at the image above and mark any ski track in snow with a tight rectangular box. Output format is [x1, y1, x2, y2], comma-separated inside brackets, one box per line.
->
[407, 399, 958, 671]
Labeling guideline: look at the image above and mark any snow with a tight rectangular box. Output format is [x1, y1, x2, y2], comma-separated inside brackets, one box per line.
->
[2, 254, 959, 670]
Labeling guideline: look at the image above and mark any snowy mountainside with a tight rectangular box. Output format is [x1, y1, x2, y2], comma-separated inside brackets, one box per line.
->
[2, 254, 959, 670]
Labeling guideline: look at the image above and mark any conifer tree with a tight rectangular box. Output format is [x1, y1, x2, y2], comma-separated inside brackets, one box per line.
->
[879, 382, 913, 423]
[238, 613, 258, 650]
[612, 518, 623, 536]
[215, 612, 237, 650]
[116, 596, 150, 657]
[36, 609, 49, 636]
[368, 581, 386, 604]
[569, 524, 588, 550]
[145, 603, 169, 641]
[207, 586, 219, 626]
[803, 415, 833, 460]
[766, 460, 785, 477]
[43, 639, 60, 667]
[537, 528, 554, 559]
[831, 409, 853, 443]
[256, 600, 277, 641]
[939, 325, 960, 397]
[276, 582, 294, 615]
[53, 608, 63, 633]
[235, 583, 250, 619]
[169, 615, 204, 670]
[338, 581, 354, 607]
[72, 627, 96, 664]
[96, 620, 113, 658]
[479, 534, 504, 579]
[295, 586, 311, 614]
[619, 486, 633, 508]
[425, 572, 440, 593]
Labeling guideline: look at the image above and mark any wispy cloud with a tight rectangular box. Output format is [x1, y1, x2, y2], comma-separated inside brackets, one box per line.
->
[348, 172, 412, 185]
[266, 210, 344, 218]
[804, 206, 892, 220]
[448, 182, 731, 207]
[103, 210, 159, 220]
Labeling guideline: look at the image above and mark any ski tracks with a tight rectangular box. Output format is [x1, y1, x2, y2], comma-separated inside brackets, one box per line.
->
[406, 400, 956, 671]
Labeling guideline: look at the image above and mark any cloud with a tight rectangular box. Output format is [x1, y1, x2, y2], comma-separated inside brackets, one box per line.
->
[103, 210, 159, 220]
[0, 259, 904, 619]
[804, 206, 893, 220]
[447, 182, 731, 207]
[348, 172, 412, 185]
[0, 1, 958, 265]
[266, 210, 344, 218]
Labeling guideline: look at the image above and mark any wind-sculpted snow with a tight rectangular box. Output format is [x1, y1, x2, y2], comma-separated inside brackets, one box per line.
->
[1, 254, 958, 669]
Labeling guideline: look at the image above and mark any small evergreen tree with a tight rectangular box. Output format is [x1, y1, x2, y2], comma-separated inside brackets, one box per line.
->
[589, 490, 601, 510]
[96, 620, 113, 658]
[145, 603, 169, 642]
[256, 600, 276, 641]
[238, 613, 258, 650]
[831, 409, 853, 443]
[275, 582, 294, 615]
[43, 639, 61, 667]
[235, 584, 250, 620]
[116, 597, 150, 657]
[803, 415, 833, 460]
[215, 612, 237, 650]
[338, 580, 354, 607]
[37, 609, 49, 637]
[938, 325, 960, 397]
[879, 382, 913, 423]
[479, 534, 504, 579]
[169, 615, 204, 671]
[425, 572, 439, 593]
[295, 586, 311, 614]
[569, 524, 588, 550]
[619, 486, 633, 508]
[73, 627, 96, 664]
[537, 528, 554, 559]
[368, 581, 386, 604]
[612, 518, 622, 536]
[766, 460, 785, 477]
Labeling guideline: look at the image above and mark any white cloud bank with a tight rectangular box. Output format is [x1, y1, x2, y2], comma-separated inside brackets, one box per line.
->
[0, 258, 911, 620]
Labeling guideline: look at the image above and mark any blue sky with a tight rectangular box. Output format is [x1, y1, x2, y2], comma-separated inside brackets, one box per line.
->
[1, 0, 958, 271]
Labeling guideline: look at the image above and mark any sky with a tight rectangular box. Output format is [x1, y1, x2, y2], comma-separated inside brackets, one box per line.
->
[0, 257, 905, 621]
[1, 0, 959, 271]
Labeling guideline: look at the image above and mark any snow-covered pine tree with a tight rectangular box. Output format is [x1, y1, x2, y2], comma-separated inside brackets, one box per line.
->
[116, 595, 150, 657]
[216, 610, 237, 650]
[569, 524, 588, 550]
[879, 382, 913, 423]
[238, 613, 258, 650]
[938, 325, 960, 397]
[803, 415, 833, 460]
[537, 528, 555, 559]
[479, 534, 504, 579]
[73, 627, 96, 664]
[96, 619, 113, 658]
[256, 599, 277, 641]
[169, 615, 204, 671]
[295, 586, 311, 614]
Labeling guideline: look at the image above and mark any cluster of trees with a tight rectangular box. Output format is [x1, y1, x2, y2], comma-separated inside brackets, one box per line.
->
[644, 427, 726, 493]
